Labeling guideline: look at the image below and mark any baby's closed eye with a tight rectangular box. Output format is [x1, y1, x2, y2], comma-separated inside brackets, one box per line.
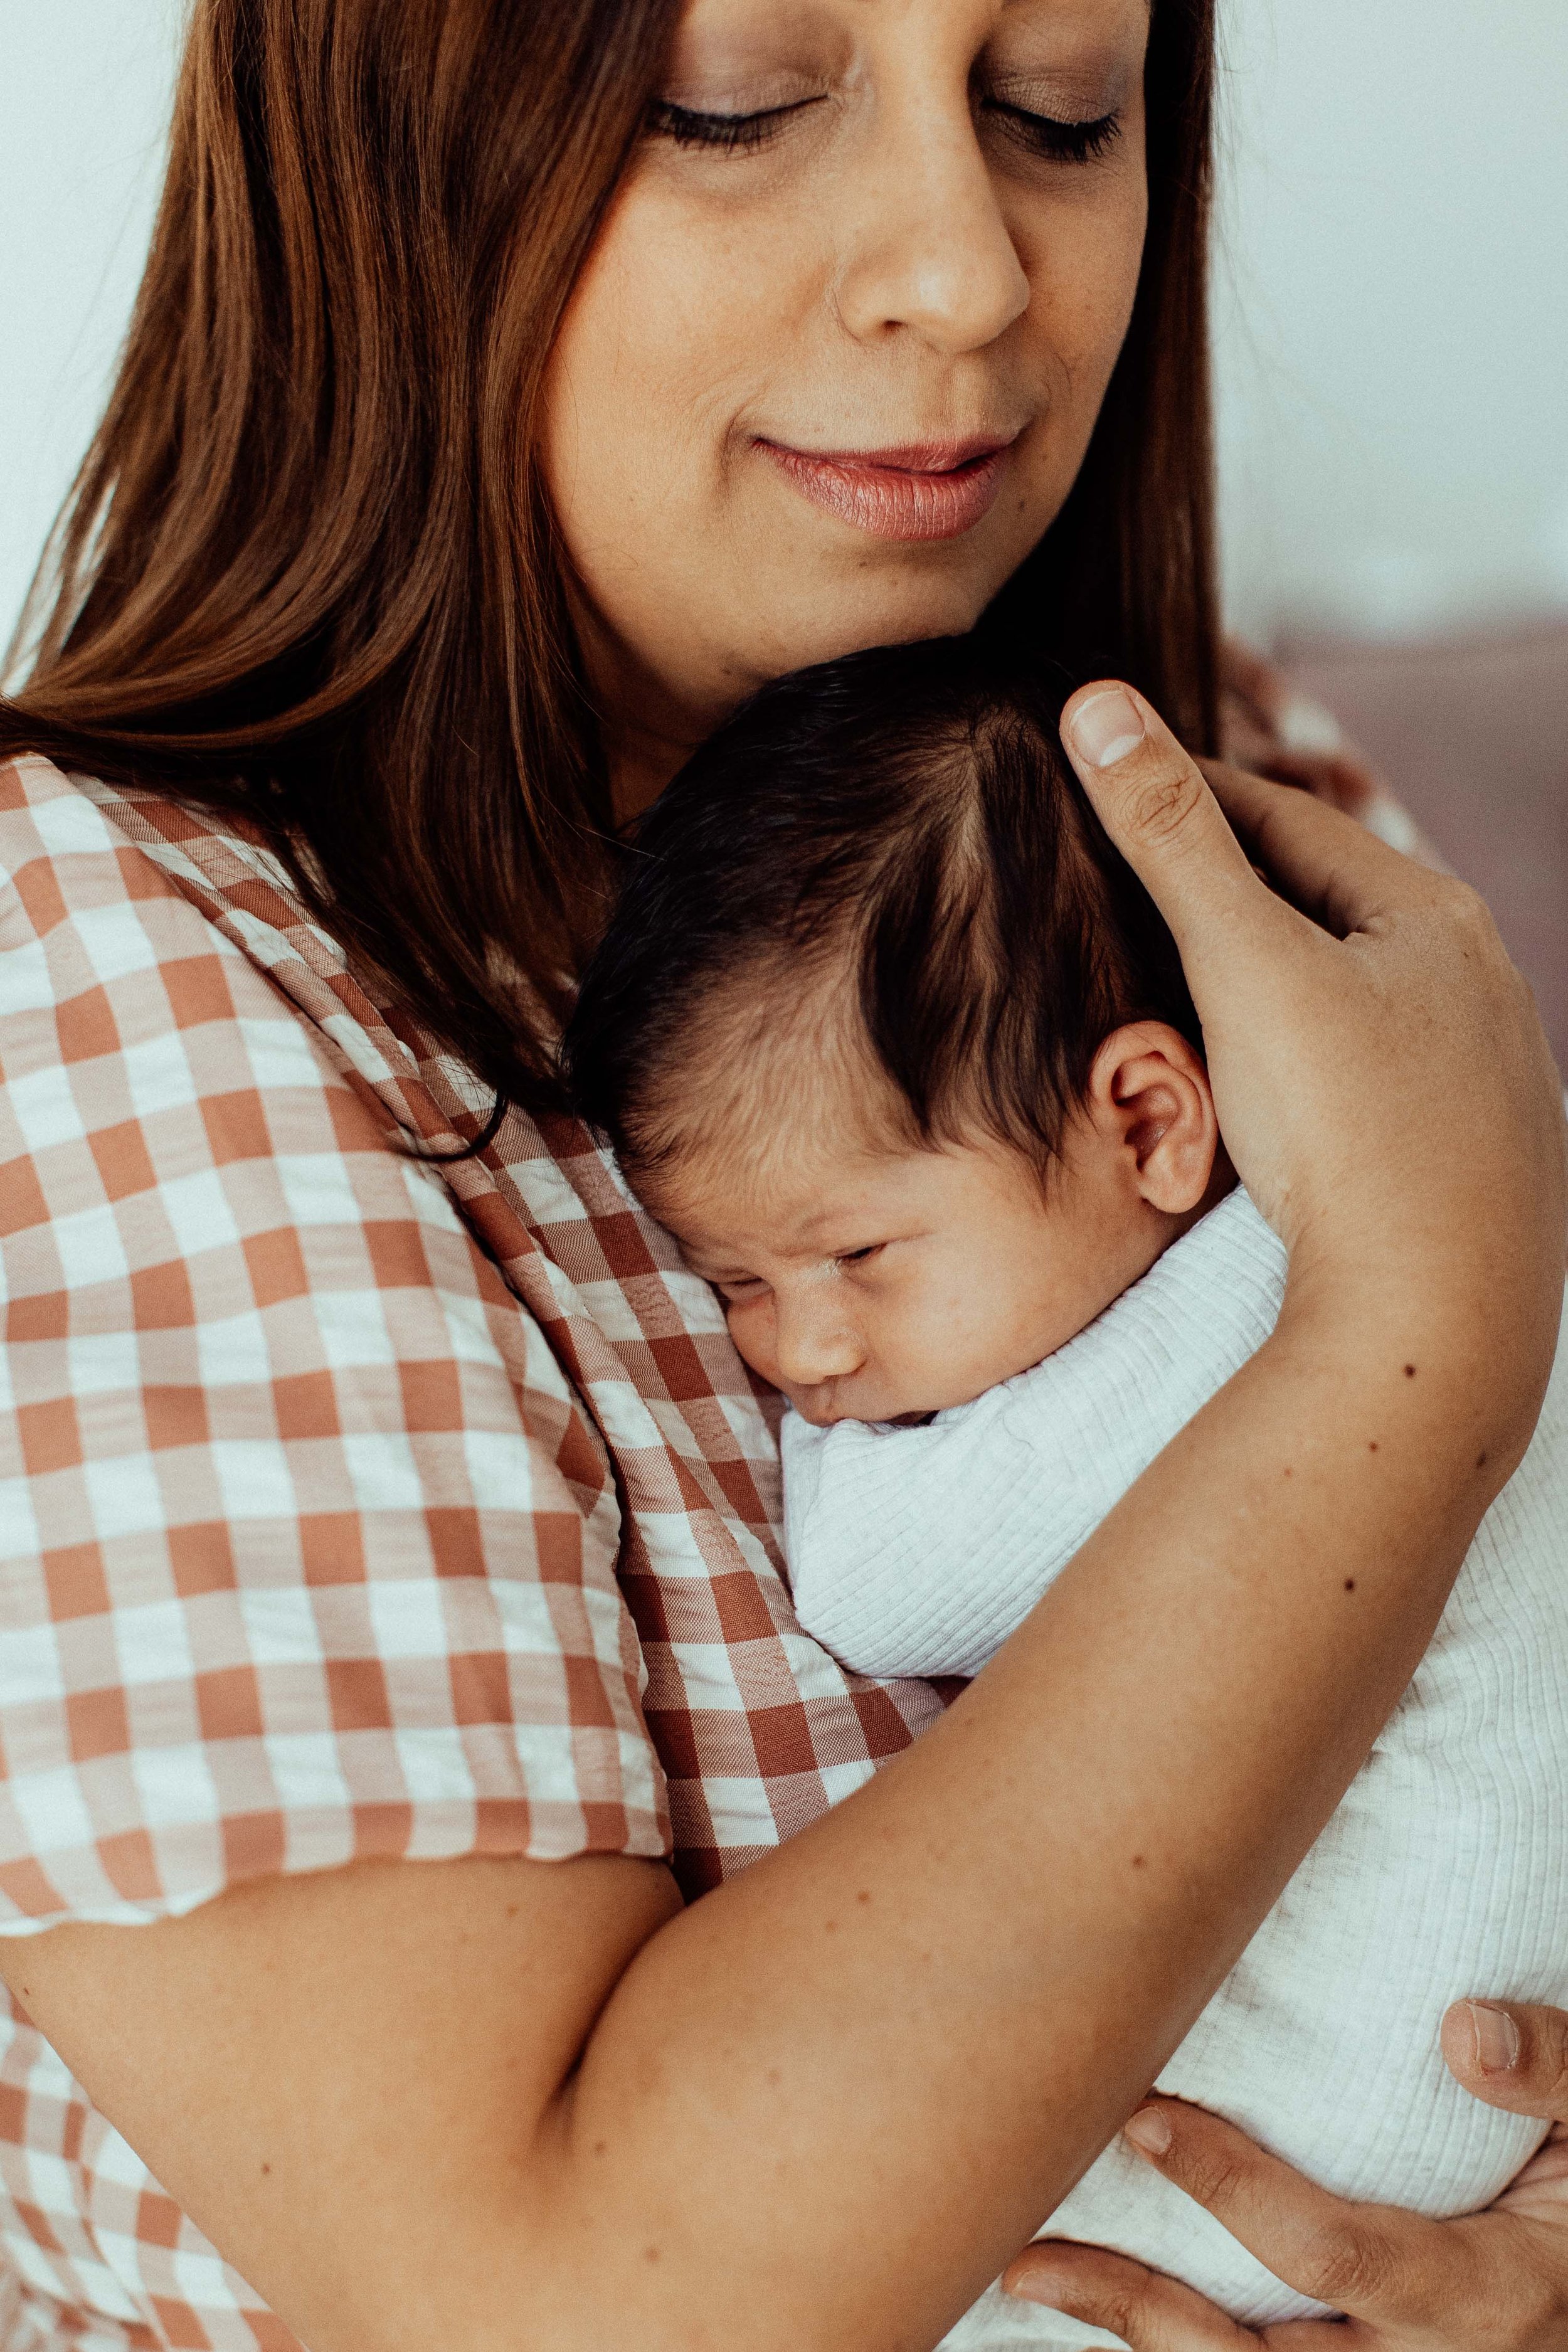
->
[716, 1276, 770, 1305]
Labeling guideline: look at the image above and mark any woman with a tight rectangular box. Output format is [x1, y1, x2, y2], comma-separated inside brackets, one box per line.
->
[0, 3, 1562, 2348]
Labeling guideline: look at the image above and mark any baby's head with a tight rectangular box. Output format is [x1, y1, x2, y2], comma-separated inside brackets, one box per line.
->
[564, 640, 1224, 1427]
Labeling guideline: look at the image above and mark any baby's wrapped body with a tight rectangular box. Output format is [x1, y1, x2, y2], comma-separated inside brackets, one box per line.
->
[785, 1188, 1568, 2342]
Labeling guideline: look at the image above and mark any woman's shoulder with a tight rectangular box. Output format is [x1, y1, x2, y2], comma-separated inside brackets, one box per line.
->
[0, 750, 324, 1047]
[0, 752, 502, 1176]
[0, 752, 613, 1527]
[0, 752, 436, 1235]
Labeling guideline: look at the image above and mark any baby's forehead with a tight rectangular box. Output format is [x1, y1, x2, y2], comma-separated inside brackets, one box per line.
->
[638, 1096, 915, 1261]
[624, 958, 1044, 1261]
[638, 970, 903, 1175]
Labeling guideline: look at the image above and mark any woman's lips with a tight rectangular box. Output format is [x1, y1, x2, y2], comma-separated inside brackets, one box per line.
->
[757, 437, 1013, 542]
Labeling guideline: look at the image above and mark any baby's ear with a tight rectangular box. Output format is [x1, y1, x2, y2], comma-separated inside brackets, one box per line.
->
[1086, 1022, 1219, 1216]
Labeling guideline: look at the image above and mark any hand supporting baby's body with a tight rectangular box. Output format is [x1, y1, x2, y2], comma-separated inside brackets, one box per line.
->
[784, 1189, 1568, 2346]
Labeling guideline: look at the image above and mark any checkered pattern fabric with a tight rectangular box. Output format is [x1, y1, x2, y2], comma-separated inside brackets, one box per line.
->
[0, 755, 946, 2349]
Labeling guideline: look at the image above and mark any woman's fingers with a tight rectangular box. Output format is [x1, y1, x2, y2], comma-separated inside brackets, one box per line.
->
[1098, 2100, 1470, 2328]
[1001, 2240, 1363, 2352]
[1060, 686, 1263, 961]
[1491, 2126, 1568, 2225]
[1060, 687, 1434, 960]
[1198, 758, 1451, 936]
[1442, 2000, 1568, 2121]
[1002, 2241, 1260, 2349]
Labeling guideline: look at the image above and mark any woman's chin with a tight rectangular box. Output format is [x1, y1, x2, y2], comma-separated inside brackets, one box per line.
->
[751, 570, 1010, 677]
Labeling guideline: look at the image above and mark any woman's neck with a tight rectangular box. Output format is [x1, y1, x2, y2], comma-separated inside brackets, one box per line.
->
[607, 712, 707, 828]
[570, 586, 748, 829]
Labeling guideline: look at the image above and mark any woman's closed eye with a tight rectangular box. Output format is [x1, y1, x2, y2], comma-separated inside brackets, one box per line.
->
[645, 92, 1122, 170]
[981, 101, 1123, 166]
[834, 1244, 886, 1271]
[645, 98, 826, 156]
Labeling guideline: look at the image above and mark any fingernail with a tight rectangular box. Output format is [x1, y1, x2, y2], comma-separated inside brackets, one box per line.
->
[1467, 2001, 1522, 2075]
[1069, 687, 1147, 770]
[1123, 2105, 1173, 2158]
[1004, 2269, 1075, 2309]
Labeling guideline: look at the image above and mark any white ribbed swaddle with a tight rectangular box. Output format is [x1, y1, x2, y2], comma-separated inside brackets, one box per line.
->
[783, 1189, 1568, 2348]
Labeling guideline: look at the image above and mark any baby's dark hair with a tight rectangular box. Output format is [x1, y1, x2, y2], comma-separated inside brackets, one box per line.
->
[561, 638, 1199, 1180]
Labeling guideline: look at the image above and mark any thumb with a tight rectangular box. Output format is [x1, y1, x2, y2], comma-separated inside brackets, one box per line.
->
[1441, 2000, 1568, 2121]
[1059, 685, 1262, 963]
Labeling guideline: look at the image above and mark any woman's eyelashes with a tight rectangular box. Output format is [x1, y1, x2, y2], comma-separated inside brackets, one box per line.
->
[645, 97, 825, 154]
[983, 102, 1123, 166]
[646, 92, 1123, 167]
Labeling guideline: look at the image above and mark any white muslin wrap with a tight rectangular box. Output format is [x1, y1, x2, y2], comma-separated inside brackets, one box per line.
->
[782, 1187, 1568, 2348]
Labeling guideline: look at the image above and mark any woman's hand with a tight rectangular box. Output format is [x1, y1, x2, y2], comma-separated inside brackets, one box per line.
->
[1062, 684, 1565, 1459]
[1000, 1999, 1568, 2347]
[1218, 637, 1449, 871]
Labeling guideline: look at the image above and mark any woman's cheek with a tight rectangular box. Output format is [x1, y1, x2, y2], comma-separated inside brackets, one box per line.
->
[545, 157, 793, 500]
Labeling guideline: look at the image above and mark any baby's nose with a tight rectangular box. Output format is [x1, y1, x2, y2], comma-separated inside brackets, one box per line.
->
[773, 1296, 864, 1386]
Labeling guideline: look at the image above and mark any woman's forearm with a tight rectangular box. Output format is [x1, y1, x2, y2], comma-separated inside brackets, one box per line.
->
[553, 1285, 1516, 2349]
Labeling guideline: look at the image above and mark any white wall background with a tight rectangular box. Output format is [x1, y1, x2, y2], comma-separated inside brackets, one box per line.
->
[3, 0, 1566, 655]
[1, 1, 185, 658]
[1214, 0, 1568, 642]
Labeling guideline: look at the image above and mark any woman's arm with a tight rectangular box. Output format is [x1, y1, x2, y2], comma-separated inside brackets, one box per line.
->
[5, 693, 1562, 2352]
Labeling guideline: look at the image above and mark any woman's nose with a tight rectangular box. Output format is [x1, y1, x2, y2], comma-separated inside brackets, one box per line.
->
[771, 1293, 866, 1387]
[833, 96, 1030, 354]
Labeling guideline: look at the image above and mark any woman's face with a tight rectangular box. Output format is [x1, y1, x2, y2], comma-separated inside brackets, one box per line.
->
[544, 0, 1150, 788]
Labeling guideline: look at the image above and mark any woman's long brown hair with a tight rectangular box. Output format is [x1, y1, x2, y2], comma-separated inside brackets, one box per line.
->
[0, 0, 1219, 1121]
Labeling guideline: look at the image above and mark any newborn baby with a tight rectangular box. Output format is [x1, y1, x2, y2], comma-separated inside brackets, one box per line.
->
[562, 638, 1568, 2348]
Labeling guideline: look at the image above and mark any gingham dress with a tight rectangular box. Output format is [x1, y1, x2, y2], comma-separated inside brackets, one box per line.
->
[0, 754, 946, 2352]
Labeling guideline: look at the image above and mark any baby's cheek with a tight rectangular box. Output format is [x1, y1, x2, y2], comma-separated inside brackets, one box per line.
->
[726, 1300, 778, 1386]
